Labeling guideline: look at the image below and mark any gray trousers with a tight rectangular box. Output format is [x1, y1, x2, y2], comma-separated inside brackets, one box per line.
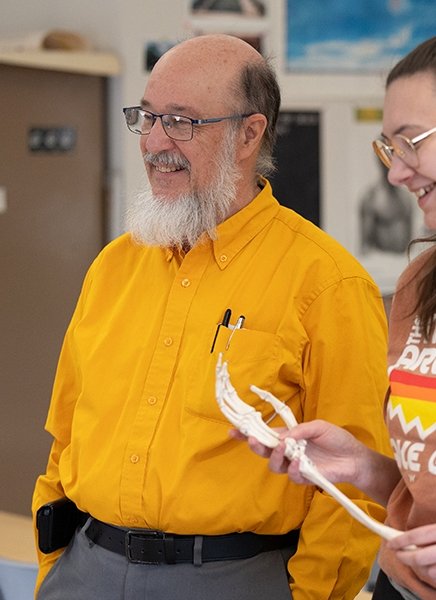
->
[37, 521, 294, 600]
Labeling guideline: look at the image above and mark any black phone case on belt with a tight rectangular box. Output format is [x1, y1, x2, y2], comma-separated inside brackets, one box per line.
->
[36, 497, 84, 554]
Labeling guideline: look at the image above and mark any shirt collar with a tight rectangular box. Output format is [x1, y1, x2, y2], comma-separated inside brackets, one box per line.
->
[163, 178, 279, 267]
[212, 178, 279, 270]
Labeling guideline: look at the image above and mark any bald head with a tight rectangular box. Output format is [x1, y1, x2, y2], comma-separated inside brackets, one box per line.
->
[156, 34, 263, 82]
[145, 34, 281, 177]
[149, 35, 263, 116]
[170, 33, 262, 59]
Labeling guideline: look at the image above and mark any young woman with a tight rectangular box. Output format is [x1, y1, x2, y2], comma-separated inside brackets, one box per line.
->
[236, 36, 436, 600]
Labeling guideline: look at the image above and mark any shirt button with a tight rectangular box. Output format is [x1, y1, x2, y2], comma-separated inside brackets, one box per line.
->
[164, 337, 173, 346]
[181, 278, 191, 287]
[130, 454, 140, 464]
[129, 516, 139, 525]
[219, 254, 228, 263]
[147, 396, 157, 405]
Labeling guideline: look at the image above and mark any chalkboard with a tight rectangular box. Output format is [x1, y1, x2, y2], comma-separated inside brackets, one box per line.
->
[269, 111, 320, 226]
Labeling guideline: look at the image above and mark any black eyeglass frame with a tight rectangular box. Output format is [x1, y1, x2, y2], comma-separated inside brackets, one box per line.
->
[372, 125, 436, 169]
[122, 106, 254, 141]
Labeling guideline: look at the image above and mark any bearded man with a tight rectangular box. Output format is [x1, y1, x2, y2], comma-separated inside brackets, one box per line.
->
[33, 34, 391, 600]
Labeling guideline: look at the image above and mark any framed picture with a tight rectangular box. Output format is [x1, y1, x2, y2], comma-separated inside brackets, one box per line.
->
[285, 0, 436, 73]
[144, 41, 177, 71]
[189, 0, 266, 17]
[184, 0, 270, 43]
[324, 105, 425, 295]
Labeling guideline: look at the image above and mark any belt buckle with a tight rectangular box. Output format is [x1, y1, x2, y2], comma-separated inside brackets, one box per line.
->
[125, 530, 163, 565]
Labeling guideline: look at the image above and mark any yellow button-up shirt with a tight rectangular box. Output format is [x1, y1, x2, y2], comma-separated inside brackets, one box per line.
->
[33, 180, 390, 599]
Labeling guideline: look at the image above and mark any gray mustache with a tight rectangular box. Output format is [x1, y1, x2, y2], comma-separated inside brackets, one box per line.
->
[143, 151, 190, 171]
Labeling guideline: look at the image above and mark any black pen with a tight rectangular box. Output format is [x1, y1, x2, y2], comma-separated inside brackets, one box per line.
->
[222, 308, 232, 328]
[210, 308, 232, 353]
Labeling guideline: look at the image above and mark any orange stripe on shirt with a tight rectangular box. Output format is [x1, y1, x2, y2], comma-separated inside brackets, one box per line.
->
[391, 380, 436, 403]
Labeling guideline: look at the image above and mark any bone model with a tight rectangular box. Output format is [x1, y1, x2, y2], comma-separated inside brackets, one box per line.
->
[215, 354, 406, 543]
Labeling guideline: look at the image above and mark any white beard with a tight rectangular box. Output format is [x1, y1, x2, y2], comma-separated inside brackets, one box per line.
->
[125, 128, 241, 249]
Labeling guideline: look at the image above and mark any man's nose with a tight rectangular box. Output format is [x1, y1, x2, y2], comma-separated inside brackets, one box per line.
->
[142, 116, 174, 153]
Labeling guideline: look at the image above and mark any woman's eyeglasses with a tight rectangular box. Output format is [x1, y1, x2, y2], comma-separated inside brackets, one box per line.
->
[373, 125, 436, 169]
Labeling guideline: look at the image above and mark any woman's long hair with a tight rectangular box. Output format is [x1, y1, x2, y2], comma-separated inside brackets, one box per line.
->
[388, 36, 436, 339]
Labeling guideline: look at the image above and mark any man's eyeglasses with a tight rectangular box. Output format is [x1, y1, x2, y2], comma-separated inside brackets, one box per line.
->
[372, 125, 436, 169]
[123, 107, 253, 142]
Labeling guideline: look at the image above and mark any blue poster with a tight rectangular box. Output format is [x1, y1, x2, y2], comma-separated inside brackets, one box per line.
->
[286, 0, 436, 72]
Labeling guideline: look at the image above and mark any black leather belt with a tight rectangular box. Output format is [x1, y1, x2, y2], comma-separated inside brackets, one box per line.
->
[85, 518, 299, 565]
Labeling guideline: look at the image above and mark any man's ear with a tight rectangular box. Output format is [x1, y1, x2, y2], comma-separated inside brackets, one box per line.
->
[238, 113, 268, 160]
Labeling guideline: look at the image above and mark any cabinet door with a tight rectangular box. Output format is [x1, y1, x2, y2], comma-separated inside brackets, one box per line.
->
[0, 64, 106, 514]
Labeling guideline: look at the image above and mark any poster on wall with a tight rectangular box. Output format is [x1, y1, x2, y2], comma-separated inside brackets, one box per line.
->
[144, 41, 176, 71]
[347, 108, 425, 295]
[184, 0, 270, 52]
[189, 0, 266, 17]
[286, 0, 436, 73]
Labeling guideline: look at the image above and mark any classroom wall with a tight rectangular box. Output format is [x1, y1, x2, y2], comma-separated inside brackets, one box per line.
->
[2, 0, 187, 239]
[1, 0, 387, 242]
[1, 0, 402, 516]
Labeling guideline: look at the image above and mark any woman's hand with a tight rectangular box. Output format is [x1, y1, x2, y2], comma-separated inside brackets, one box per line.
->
[283, 420, 366, 485]
[231, 420, 365, 485]
[230, 419, 400, 505]
[387, 525, 436, 588]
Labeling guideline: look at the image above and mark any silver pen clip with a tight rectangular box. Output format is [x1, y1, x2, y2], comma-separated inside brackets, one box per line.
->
[225, 315, 245, 350]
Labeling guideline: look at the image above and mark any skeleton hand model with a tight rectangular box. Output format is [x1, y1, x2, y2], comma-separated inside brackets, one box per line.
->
[215, 354, 406, 543]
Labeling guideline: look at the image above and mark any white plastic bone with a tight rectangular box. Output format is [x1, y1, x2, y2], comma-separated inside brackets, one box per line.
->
[215, 354, 406, 543]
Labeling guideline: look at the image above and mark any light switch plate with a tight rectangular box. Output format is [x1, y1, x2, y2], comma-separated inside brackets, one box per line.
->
[0, 186, 7, 214]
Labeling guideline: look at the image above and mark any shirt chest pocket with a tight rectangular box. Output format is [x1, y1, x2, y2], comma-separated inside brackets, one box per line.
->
[185, 324, 282, 422]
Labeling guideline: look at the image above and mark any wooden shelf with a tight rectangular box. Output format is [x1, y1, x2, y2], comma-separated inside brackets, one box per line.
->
[0, 49, 121, 76]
